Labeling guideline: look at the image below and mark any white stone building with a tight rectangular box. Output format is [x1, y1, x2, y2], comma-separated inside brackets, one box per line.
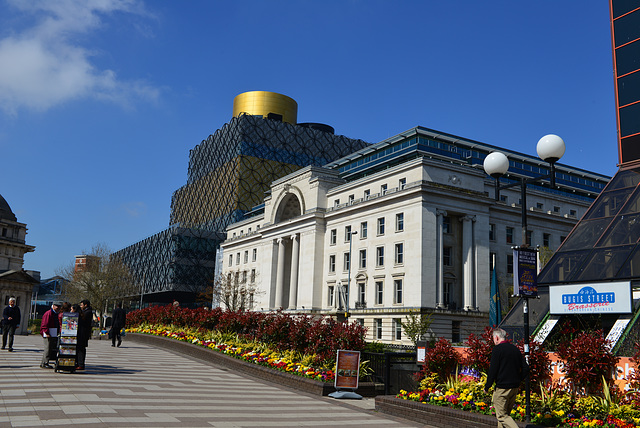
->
[220, 127, 609, 345]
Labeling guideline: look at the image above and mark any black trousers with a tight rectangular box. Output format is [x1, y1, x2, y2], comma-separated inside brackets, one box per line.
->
[2, 324, 17, 349]
[76, 344, 87, 368]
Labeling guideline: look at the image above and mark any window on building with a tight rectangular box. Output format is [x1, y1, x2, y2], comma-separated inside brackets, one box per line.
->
[506, 227, 514, 244]
[554, 206, 561, 213]
[359, 249, 367, 269]
[394, 279, 403, 304]
[328, 285, 335, 307]
[330, 229, 337, 245]
[399, 177, 406, 189]
[236, 253, 240, 265]
[443, 216, 451, 234]
[334, 199, 340, 207]
[444, 281, 452, 306]
[364, 189, 370, 199]
[375, 281, 383, 305]
[228, 255, 233, 267]
[244, 250, 248, 263]
[377, 217, 385, 235]
[396, 213, 404, 232]
[381, 184, 387, 194]
[452, 321, 461, 343]
[344, 252, 350, 271]
[394, 318, 403, 340]
[242, 270, 247, 283]
[500, 195, 508, 203]
[376, 246, 385, 267]
[356, 318, 364, 327]
[570, 209, 577, 216]
[489, 224, 496, 241]
[360, 221, 368, 238]
[348, 194, 355, 203]
[543, 233, 550, 247]
[358, 283, 365, 305]
[395, 243, 404, 265]
[526, 230, 533, 246]
[250, 269, 256, 283]
[443, 247, 452, 266]
[536, 202, 544, 210]
[507, 254, 514, 274]
[252, 248, 257, 262]
[329, 255, 336, 273]
[345, 225, 352, 242]
[375, 319, 383, 339]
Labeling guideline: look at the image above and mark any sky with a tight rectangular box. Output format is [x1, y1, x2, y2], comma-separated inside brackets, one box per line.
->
[0, 0, 619, 279]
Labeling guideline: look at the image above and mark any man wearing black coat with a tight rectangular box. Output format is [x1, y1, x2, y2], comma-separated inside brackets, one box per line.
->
[110, 303, 126, 347]
[2, 297, 21, 352]
[76, 299, 93, 370]
[484, 328, 529, 428]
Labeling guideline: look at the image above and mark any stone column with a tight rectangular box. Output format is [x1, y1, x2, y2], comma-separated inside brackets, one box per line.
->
[288, 234, 299, 310]
[461, 215, 476, 311]
[274, 237, 286, 309]
[436, 210, 447, 308]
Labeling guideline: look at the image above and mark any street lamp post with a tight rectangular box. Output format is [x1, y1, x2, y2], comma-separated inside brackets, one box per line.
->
[483, 134, 565, 423]
[345, 230, 358, 318]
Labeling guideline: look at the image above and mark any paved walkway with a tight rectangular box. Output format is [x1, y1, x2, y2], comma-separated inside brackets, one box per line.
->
[0, 334, 425, 427]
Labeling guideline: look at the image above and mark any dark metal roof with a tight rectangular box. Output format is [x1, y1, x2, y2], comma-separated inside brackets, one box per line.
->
[0, 194, 16, 222]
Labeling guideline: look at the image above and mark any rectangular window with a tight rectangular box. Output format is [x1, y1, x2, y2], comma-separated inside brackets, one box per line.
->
[228, 255, 233, 267]
[358, 283, 365, 304]
[376, 246, 385, 267]
[452, 321, 461, 343]
[252, 248, 257, 262]
[360, 221, 368, 238]
[506, 227, 514, 244]
[554, 206, 561, 213]
[345, 225, 352, 242]
[396, 213, 404, 232]
[394, 279, 403, 304]
[399, 177, 406, 189]
[443, 247, 452, 266]
[536, 202, 544, 210]
[500, 195, 508, 203]
[543, 233, 550, 247]
[344, 252, 350, 271]
[330, 229, 337, 245]
[443, 216, 451, 234]
[250, 269, 256, 283]
[526, 230, 533, 246]
[375, 281, 383, 305]
[489, 223, 495, 241]
[507, 254, 514, 274]
[394, 318, 403, 340]
[381, 184, 387, 194]
[334, 199, 340, 207]
[377, 217, 385, 235]
[329, 255, 336, 273]
[444, 281, 451, 305]
[242, 270, 247, 283]
[328, 285, 335, 307]
[375, 319, 383, 340]
[244, 251, 248, 263]
[348, 194, 355, 203]
[395, 243, 404, 264]
[364, 189, 370, 199]
[570, 209, 577, 216]
[236, 253, 240, 265]
[359, 249, 367, 269]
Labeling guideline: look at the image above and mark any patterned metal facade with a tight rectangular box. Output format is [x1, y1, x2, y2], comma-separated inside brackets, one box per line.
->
[115, 114, 368, 302]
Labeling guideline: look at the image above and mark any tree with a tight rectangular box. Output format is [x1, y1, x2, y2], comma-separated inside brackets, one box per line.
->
[401, 311, 433, 346]
[57, 243, 137, 327]
[200, 271, 263, 311]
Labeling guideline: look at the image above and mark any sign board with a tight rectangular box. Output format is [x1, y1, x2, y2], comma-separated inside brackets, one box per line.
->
[513, 247, 538, 297]
[549, 281, 632, 314]
[605, 317, 632, 350]
[533, 317, 559, 344]
[334, 350, 360, 390]
[416, 340, 427, 364]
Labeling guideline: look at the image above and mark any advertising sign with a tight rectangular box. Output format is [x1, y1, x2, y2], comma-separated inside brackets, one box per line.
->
[334, 350, 360, 390]
[513, 247, 538, 297]
[549, 281, 632, 314]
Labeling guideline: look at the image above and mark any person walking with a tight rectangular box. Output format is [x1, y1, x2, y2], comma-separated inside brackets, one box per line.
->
[110, 303, 126, 347]
[484, 327, 529, 428]
[40, 302, 61, 368]
[76, 299, 93, 370]
[2, 297, 21, 352]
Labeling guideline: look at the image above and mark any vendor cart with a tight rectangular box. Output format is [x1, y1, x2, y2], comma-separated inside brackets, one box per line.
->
[55, 312, 78, 373]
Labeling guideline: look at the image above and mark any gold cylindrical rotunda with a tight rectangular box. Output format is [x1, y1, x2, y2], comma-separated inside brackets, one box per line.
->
[232, 91, 298, 125]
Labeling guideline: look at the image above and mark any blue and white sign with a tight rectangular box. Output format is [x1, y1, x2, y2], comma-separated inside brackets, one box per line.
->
[549, 281, 632, 315]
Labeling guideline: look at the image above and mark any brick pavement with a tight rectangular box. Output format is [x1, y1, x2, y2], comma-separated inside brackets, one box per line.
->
[0, 334, 426, 427]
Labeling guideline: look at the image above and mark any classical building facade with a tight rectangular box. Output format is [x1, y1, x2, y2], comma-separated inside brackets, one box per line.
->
[0, 194, 38, 334]
[221, 127, 609, 344]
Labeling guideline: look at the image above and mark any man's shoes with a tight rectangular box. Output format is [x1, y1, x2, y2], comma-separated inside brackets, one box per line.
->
[1, 346, 5, 350]
[8, 348, 13, 352]
[111, 344, 115, 347]
[40, 363, 52, 369]
[117, 340, 122, 347]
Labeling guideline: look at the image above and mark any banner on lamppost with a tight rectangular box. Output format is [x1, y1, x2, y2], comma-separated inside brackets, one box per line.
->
[513, 247, 538, 297]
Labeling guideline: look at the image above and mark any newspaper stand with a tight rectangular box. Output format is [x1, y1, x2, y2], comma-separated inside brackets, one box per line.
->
[55, 312, 79, 373]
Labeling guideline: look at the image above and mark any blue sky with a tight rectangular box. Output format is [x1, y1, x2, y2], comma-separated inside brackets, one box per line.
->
[0, 0, 618, 279]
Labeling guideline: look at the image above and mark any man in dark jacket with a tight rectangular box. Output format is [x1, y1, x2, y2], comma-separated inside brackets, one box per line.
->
[2, 297, 21, 351]
[76, 299, 93, 370]
[484, 328, 529, 428]
[110, 303, 126, 347]
[40, 302, 61, 368]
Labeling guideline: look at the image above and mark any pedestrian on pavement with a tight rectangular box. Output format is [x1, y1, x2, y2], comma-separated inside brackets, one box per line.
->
[109, 303, 126, 347]
[2, 297, 21, 352]
[484, 327, 529, 428]
[40, 302, 61, 368]
[58, 302, 71, 327]
[76, 299, 93, 370]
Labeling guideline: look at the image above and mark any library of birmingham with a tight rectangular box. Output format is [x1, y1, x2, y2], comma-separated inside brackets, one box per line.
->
[113, 90, 613, 345]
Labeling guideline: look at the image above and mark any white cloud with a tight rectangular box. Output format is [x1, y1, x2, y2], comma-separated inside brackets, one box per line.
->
[121, 201, 147, 218]
[0, 0, 159, 115]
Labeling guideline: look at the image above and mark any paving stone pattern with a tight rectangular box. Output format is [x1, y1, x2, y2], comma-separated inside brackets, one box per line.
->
[0, 335, 424, 427]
